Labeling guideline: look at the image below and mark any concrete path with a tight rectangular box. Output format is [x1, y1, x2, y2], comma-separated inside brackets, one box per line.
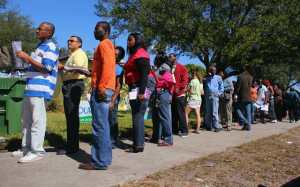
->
[0, 121, 299, 187]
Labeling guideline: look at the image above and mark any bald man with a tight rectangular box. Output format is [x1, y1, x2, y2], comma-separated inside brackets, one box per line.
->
[13, 22, 59, 163]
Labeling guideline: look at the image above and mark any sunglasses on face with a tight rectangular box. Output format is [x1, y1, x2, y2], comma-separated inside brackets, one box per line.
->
[68, 39, 78, 43]
[36, 27, 49, 32]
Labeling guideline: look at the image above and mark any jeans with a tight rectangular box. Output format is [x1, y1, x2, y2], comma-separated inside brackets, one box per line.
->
[172, 96, 188, 134]
[269, 98, 277, 120]
[109, 97, 120, 146]
[205, 94, 222, 129]
[129, 98, 149, 148]
[152, 91, 173, 144]
[62, 79, 84, 152]
[22, 97, 47, 155]
[236, 101, 252, 126]
[251, 102, 256, 124]
[90, 89, 113, 168]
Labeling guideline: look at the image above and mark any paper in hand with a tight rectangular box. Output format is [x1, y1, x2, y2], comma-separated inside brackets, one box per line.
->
[64, 65, 91, 75]
[12, 41, 22, 52]
[12, 41, 24, 69]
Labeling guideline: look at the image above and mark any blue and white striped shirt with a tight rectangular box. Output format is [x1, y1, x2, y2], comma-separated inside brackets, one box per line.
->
[24, 39, 59, 100]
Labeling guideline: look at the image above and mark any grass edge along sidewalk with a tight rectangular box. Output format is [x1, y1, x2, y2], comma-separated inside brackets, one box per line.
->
[121, 126, 300, 187]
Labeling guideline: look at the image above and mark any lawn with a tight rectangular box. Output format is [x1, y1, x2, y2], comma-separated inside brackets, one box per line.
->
[3, 111, 155, 150]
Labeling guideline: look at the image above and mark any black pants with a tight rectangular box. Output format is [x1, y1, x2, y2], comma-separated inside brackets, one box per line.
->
[172, 96, 188, 134]
[288, 106, 298, 121]
[62, 79, 85, 153]
[275, 101, 284, 121]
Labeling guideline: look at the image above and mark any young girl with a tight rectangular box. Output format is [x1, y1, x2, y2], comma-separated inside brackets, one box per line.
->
[185, 71, 204, 133]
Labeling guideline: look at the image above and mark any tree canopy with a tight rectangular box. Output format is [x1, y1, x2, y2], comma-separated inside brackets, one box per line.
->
[0, 0, 37, 52]
[96, 0, 300, 72]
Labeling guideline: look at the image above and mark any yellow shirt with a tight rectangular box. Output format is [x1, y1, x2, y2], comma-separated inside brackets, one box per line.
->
[63, 48, 88, 81]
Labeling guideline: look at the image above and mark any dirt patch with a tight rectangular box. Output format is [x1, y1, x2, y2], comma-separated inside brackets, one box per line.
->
[120, 126, 300, 187]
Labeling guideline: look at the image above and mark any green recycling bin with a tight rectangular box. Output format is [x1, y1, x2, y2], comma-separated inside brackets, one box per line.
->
[0, 77, 26, 135]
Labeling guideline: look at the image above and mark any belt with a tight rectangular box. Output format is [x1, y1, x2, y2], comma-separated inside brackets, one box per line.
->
[63, 79, 84, 84]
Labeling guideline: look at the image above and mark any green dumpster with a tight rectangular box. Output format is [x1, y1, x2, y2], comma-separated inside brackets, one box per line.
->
[0, 77, 26, 135]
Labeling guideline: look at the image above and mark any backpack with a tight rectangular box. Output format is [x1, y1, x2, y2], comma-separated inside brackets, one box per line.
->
[0, 46, 14, 70]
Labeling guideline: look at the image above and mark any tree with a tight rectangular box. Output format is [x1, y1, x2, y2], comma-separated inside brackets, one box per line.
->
[0, 0, 6, 9]
[96, 0, 300, 72]
[0, 0, 37, 52]
[96, 0, 261, 68]
[185, 64, 206, 78]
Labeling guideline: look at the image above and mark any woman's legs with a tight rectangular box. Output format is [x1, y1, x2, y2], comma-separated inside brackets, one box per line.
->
[195, 107, 201, 132]
[185, 106, 192, 129]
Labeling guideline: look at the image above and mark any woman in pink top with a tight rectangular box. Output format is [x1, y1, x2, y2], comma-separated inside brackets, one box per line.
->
[151, 53, 175, 146]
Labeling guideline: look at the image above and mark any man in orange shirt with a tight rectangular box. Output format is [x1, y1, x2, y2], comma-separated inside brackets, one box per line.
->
[79, 21, 115, 170]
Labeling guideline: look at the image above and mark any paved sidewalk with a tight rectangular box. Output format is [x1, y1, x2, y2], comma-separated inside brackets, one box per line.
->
[0, 121, 299, 187]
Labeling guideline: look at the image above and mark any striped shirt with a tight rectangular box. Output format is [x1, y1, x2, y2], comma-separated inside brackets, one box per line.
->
[24, 39, 59, 100]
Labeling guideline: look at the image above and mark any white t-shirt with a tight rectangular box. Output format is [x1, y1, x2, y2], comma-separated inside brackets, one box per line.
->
[256, 85, 268, 105]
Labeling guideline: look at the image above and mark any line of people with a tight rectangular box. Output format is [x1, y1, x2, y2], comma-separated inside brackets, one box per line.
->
[11, 21, 300, 172]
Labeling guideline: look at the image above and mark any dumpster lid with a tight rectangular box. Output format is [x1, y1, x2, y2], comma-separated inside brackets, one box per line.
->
[0, 77, 25, 90]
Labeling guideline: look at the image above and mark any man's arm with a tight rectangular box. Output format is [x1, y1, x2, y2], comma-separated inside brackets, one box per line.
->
[218, 76, 224, 95]
[235, 76, 241, 95]
[110, 76, 121, 108]
[136, 58, 150, 95]
[16, 51, 50, 73]
[91, 49, 99, 90]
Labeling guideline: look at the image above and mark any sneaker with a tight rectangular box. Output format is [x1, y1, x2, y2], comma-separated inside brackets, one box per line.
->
[18, 152, 43, 163]
[157, 142, 173, 147]
[226, 126, 232, 131]
[194, 130, 200, 134]
[11, 150, 26, 157]
[271, 120, 277, 123]
[214, 128, 223, 133]
[245, 125, 251, 131]
[179, 132, 188, 138]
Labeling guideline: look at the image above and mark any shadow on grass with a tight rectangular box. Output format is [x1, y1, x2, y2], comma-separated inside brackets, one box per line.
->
[4, 131, 66, 152]
[5, 138, 21, 151]
[46, 132, 91, 164]
[79, 128, 133, 150]
[45, 131, 66, 150]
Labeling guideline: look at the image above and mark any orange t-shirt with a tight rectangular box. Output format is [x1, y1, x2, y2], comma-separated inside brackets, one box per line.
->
[250, 87, 257, 102]
[91, 39, 116, 92]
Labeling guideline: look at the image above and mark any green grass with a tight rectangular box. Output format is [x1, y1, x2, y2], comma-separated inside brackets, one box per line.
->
[3, 111, 154, 150]
[3, 106, 200, 151]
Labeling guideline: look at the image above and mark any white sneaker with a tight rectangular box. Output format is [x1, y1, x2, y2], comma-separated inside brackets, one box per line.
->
[18, 152, 43, 163]
[11, 150, 25, 157]
[271, 120, 277, 123]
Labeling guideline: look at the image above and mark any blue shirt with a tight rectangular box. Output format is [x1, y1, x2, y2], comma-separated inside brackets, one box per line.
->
[204, 74, 224, 96]
[24, 39, 59, 100]
[223, 77, 234, 92]
[115, 63, 123, 77]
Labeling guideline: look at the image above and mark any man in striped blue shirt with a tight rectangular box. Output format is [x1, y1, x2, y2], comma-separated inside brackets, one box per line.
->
[13, 22, 59, 163]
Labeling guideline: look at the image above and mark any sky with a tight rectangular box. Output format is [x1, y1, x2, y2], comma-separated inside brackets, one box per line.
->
[7, 0, 202, 65]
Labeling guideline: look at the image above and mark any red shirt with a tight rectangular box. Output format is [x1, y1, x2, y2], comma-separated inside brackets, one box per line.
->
[173, 63, 189, 97]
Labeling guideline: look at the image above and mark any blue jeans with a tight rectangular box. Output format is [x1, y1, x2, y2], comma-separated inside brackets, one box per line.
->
[152, 91, 173, 144]
[251, 102, 256, 124]
[269, 98, 277, 120]
[205, 94, 222, 129]
[109, 97, 120, 146]
[236, 101, 252, 126]
[90, 89, 113, 168]
[129, 98, 149, 148]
